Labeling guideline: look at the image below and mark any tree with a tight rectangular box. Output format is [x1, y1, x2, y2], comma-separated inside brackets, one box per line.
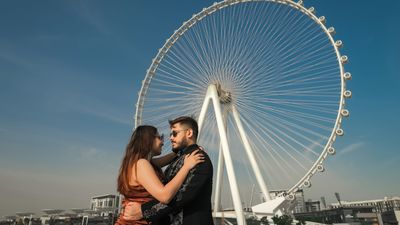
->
[260, 216, 270, 225]
[272, 215, 293, 225]
[246, 215, 261, 225]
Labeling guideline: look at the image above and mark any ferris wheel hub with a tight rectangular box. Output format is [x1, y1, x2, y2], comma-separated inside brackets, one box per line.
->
[215, 83, 232, 104]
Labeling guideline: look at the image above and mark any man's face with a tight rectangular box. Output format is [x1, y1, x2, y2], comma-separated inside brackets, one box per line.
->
[170, 123, 189, 151]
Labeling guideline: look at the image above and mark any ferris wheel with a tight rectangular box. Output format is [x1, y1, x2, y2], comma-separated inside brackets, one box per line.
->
[135, 0, 351, 224]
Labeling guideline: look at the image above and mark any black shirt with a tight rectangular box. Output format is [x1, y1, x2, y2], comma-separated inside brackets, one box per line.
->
[141, 144, 214, 225]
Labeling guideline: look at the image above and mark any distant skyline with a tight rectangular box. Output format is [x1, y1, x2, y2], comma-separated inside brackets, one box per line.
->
[1, 0, 400, 216]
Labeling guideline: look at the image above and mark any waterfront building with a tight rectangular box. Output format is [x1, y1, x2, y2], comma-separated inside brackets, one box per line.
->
[40, 209, 65, 225]
[90, 194, 120, 216]
[15, 212, 35, 224]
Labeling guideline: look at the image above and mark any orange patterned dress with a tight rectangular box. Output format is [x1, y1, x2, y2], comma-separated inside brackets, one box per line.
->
[115, 187, 154, 225]
[115, 165, 165, 225]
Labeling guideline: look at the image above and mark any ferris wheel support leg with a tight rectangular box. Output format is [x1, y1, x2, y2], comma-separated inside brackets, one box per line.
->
[213, 144, 225, 213]
[198, 95, 227, 214]
[231, 106, 272, 201]
[197, 92, 211, 137]
[208, 84, 246, 225]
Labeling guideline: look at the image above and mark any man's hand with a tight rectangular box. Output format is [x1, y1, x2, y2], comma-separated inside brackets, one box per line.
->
[122, 201, 143, 221]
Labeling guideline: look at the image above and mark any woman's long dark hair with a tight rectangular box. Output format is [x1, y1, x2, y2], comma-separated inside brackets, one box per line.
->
[117, 125, 157, 196]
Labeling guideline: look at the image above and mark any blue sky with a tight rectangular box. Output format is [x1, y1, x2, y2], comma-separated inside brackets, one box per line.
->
[1, 0, 399, 216]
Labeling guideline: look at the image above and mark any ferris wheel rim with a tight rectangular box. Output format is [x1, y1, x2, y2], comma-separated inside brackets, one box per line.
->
[135, 0, 350, 196]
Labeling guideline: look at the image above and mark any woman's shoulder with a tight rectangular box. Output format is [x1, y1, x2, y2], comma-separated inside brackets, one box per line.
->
[134, 158, 163, 181]
[136, 158, 151, 167]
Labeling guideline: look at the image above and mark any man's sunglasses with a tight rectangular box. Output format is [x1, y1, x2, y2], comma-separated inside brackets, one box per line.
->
[170, 129, 188, 137]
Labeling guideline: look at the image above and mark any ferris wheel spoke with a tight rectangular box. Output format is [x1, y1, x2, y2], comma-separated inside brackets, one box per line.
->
[238, 119, 305, 181]
[240, 117, 313, 184]
[239, 105, 327, 158]
[248, 105, 335, 134]
[237, 103, 333, 145]
[237, 96, 338, 120]
[244, 113, 318, 165]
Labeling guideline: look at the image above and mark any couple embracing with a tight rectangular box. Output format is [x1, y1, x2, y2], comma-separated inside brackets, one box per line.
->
[115, 116, 214, 225]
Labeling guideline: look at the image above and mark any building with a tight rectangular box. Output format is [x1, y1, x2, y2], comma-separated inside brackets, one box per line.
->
[90, 194, 120, 216]
[330, 196, 400, 212]
[305, 199, 321, 212]
[294, 197, 400, 225]
[330, 197, 400, 225]
[268, 189, 306, 213]
[294, 205, 380, 225]
[40, 209, 68, 225]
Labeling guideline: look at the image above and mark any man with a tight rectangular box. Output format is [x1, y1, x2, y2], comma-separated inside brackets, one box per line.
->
[124, 116, 214, 225]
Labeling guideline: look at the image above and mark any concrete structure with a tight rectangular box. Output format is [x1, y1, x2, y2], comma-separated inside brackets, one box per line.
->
[269, 189, 306, 213]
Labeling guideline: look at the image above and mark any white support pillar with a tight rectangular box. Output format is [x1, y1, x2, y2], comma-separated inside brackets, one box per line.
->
[232, 105, 271, 201]
[197, 89, 211, 136]
[204, 84, 246, 225]
[214, 111, 228, 213]
[213, 138, 225, 212]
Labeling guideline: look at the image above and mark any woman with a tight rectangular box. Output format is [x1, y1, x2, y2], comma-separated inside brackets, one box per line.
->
[115, 125, 204, 225]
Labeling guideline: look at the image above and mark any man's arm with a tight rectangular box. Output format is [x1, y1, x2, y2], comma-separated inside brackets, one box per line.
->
[151, 152, 177, 168]
[141, 154, 212, 222]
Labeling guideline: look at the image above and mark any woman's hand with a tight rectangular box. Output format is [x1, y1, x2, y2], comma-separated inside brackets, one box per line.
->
[122, 201, 142, 221]
[183, 149, 205, 170]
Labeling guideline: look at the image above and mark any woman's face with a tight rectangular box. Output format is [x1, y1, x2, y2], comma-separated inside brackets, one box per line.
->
[151, 133, 164, 156]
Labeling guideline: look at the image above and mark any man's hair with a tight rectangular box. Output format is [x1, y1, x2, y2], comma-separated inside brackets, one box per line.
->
[169, 116, 199, 140]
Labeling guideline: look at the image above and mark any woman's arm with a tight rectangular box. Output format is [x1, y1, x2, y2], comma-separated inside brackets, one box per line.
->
[152, 146, 204, 168]
[135, 150, 204, 204]
[151, 152, 176, 168]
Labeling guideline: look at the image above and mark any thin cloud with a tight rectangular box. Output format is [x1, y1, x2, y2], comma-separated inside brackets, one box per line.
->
[79, 147, 101, 159]
[337, 142, 364, 156]
[68, 145, 106, 161]
[67, 1, 137, 51]
[72, 1, 113, 36]
[1, 43, 132, 126]
[68, 145, 121, 169]
[76, 101, 132, 126]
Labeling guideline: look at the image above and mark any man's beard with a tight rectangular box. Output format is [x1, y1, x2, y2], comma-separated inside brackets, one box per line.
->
[172, 138, 189, 152]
